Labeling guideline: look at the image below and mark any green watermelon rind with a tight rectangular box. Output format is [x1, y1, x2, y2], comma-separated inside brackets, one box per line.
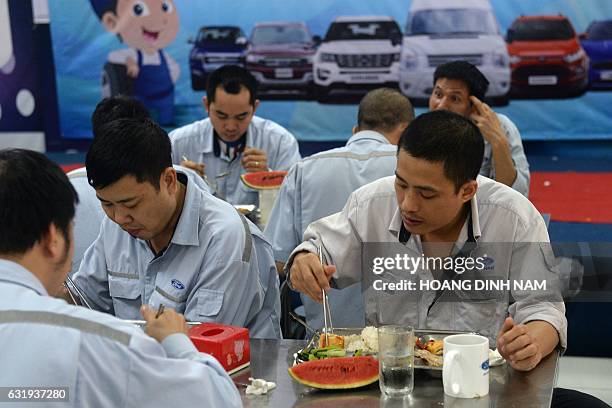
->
[240, 171, 288, 190]
[288, 356, 379, 389]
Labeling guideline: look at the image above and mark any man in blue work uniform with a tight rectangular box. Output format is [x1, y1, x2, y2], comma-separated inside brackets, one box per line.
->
[265, 88, 414, 332]
[171, 65, 301, 205]
[89, 0, 180, 124]
[0, 149, 241, 407]
[73, 118, 281, 339]
[70, 96, 212, 276]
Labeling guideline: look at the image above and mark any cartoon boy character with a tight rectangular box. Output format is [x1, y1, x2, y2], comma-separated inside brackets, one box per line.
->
[90, 0, 179, 124]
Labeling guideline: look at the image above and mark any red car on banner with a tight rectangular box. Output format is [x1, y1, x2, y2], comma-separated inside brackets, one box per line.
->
[245, 21, 319, 98]
[507, 15, 589, 97]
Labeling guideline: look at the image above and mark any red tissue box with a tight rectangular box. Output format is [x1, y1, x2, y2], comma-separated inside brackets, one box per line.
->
[188, 323, 250, 374]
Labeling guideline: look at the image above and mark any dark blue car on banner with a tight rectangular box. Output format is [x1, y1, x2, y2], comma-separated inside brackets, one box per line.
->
[188, 26, 248, 90]
[580, 20, 612, 89]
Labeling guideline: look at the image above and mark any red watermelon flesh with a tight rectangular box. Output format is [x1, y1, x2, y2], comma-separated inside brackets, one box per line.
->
[288, 356, 379, 389]
[241, 171, 288, 190]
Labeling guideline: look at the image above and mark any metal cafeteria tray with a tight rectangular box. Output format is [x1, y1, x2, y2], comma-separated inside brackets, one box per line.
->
[295, 327, 472, 371]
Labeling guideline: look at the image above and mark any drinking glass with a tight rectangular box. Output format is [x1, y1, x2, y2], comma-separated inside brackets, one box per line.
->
[258, 188, 279, 228]
[378, 325, 414, 398]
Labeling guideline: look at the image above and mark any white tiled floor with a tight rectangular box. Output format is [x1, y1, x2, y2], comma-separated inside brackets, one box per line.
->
[556, 356, 612, 405]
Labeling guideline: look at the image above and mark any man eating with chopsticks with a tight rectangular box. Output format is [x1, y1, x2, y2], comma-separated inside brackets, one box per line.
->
[71, 117, 280, 339]
[286, 110, 566, 372]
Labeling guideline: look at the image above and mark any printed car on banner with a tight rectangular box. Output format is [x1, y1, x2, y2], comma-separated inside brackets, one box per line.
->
[246, 21, 319, 97]
[313, 16, 402, 102]
[580, 20, 612, 89]
[188, 26, 248, 90]
[399, 0, 511, 105]
[506, 15, 589, 97]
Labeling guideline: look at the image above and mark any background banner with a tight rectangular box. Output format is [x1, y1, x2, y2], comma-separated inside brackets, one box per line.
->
[49, 0, 612, 141]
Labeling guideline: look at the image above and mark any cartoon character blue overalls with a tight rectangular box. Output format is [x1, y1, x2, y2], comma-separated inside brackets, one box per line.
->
[134, 50, 174, 125]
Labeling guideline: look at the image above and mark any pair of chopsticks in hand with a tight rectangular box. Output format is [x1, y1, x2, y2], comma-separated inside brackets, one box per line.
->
[318, 244, 334, 346]
[64, 275, 93, 310]
[64, 275, 166, 319]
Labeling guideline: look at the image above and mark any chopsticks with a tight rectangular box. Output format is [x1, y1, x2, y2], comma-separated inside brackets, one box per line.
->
[155, 303, 165, 318]
[318, 244, 333, 346]
[124, 319, 202, 327]
[63, 282, 78, 305]
[65, 275, 93, 310]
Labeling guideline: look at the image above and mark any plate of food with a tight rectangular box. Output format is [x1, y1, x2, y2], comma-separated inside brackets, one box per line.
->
[294, 327, 475, 371]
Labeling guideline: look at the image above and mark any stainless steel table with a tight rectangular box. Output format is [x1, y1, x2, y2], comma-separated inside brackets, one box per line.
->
[232, 339, 559, 407]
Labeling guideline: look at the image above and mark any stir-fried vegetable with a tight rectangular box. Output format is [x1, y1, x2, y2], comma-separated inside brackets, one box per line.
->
[297, 345, 363, 361]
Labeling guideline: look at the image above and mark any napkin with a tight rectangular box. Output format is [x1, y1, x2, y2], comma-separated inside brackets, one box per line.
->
[489, 349, 506, 367]
[245, 377, 277, 395]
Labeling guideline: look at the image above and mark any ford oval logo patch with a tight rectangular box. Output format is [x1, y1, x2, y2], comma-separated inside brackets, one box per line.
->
[171, 279, 185, 290]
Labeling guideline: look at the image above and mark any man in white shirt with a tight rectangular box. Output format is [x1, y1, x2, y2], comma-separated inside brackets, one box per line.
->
[170, 65, 301, 205]
[287, 110, 565, 372]
[265, 88, 414, 330]
[429, 61, 530, 196]
[0, 149, 240, 407]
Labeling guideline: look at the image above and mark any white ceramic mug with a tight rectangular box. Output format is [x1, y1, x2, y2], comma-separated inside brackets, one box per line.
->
[443, 334, 490, 398]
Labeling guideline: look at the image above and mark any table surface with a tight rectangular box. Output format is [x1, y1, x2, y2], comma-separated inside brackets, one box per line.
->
[231, 339, 559, 408]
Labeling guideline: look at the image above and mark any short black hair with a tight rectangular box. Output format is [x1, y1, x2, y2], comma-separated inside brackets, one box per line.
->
[398, 110, 484, 192]
[91, 96, 150, 135]
[206, 65, 258, 105]
[357, 88, 415, 132]
[433, 61, 490, 101]
[0, 149, 78, 255]
[86, 118, 172, 190]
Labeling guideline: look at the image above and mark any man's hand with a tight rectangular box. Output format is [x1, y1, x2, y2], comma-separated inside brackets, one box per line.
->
[241, 147, 268, 172]
[180, 159, 206, 179]
[289, 251, 336, 303]
[469, 96, 517, 187]
[469, 96, 506, 146]
[141, 305, 190, 343]
[126, 57, 139, 78]
[496, 317, 542, 371]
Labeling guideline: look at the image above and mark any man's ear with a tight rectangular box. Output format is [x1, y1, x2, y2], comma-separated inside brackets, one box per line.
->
[160, 167, 178, 193]
[460, 180, 478, 203]
[101, 12, 118, 33]
[203, 96, 210, 114]
[252, 99, 260, 114]
[40, 224, 64, 261]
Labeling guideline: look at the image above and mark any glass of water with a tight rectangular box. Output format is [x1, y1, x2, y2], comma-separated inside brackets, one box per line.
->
[258, 188, 279, 228]
[378, 325, 414, 398]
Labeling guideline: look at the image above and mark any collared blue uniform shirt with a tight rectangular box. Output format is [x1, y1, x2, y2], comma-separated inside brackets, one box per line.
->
[74, 172, 280, 339]
[0, 260, 241, 408]
[170, 115, 301, 205]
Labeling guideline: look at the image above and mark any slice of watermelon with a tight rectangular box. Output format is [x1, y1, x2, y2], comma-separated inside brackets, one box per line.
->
[240, 171, 288, 190]
[288, 356, 379, 389]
